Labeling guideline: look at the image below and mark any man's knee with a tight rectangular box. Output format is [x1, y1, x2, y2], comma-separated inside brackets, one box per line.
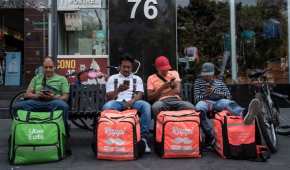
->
[13, 100, 35, 111]
[152, 101, 165, 115]
[135, 100, 151, 109]
[218, 99, 231, 104]
[178, 101, 195, 110]
[195, 101, 208, 112]
[52, 100, 69, 110]
[102, 100, 119, 110]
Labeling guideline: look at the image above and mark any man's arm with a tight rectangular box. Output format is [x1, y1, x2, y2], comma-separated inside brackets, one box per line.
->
[194, 79, 205, 103]
[25, 77, 39, 99]
[147, 82, 171, 101]
[25, 88, 39, 99]
[106, 77, 129, 101]
[107, 90, 119, 101]
[212, 80, 231, 99]
[54, 93, 69, 101]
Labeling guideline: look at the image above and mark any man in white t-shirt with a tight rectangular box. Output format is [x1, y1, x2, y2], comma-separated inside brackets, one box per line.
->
[102, 55, 151, 152]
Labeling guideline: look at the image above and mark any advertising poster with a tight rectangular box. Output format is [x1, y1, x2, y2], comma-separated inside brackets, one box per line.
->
[5, 52, 21, 86]
[57, 55, 108, 85]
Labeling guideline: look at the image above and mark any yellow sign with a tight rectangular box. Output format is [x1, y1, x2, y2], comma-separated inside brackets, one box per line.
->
[57, 59, 76, 69]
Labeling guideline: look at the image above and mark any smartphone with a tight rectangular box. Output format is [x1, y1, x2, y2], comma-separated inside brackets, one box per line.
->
[41, 89, 52, 95]
[170, 78, 176, 82]
[123, 80, 130, 86]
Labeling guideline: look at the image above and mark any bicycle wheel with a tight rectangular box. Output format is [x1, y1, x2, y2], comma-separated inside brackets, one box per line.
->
[9, 91, 26, 119]
[256, 93, 278, 153]
[277, 125, 290, 136]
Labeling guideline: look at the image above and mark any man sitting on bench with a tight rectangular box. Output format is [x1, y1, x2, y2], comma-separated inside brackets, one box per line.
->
[102, 54, 151, 153]
[147, 56, 195, 115]
[194, 62, 261, 147]
[13, 57, 70, 128]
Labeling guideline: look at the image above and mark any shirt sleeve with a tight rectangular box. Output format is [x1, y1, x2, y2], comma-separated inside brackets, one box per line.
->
[27, 76, 36, 91]
[106, 76, 115, 93]
[194, 79, 204, 103]
[147, 75, 155, 91]
[136, 77, 144, 92]
[172, 71, 181, 82]
[61, 77, 70, 94]
[213, 80, 232, 99]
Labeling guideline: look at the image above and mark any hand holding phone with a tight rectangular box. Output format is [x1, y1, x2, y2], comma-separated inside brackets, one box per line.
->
[117, 80, 130, 92]
[170, 78, 176, 89]
[123, 80, 130, 86]
[41, 90, 52, 95]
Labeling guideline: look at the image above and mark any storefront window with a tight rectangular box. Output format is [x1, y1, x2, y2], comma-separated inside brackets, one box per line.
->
[236, 0, 288, 84]
[178, 0, 289, 85]
[24, 0, 50, 84]
[56, 0, 109, 82]
[0, 0, 50, 87]
[177, 0, 230, 82]
[0, 0, 24, 86]
[58, 8, 108, 55]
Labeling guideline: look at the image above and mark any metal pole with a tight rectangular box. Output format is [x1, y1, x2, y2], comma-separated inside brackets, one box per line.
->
[230, 0, 238, 82]
[51, 0, 58, 60]
[288, 0, 290, 83]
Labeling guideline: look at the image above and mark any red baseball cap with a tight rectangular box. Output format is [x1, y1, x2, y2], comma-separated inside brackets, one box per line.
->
[155, 56, 172, 71]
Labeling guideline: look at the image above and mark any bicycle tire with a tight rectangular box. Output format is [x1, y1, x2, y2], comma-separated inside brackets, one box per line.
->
[256, 93, 278, 153]
[277, 126, 290, 136]
[9, 91, 26, 119]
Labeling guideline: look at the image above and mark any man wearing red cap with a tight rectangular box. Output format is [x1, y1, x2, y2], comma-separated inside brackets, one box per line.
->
[147, 56, 195, 115]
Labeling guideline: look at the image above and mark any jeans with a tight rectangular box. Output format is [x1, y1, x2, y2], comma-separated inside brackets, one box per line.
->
[195, 99, 245, 138]
[151, 98, 195, 116]
[13, 99, 69, 121]
[102, 100, 151, 136]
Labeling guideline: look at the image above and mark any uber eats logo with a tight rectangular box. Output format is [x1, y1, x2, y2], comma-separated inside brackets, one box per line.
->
[28, 128, 44, 141]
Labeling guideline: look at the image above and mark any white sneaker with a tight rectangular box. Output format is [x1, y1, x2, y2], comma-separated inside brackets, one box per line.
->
[142, 138, 151, 153]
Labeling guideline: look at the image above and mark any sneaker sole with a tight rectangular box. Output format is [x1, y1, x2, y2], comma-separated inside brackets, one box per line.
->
[244, 98, 260, 125]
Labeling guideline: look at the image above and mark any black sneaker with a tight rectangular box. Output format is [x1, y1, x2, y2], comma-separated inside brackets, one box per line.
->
[202, 136, 215, 151]
[244, 98, 261, 125]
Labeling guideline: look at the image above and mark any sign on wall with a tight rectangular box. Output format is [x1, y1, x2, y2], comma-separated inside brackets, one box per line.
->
[58, 0, 102, 11]
[57, 55, 108, 85]
[5, 52, 21, 86]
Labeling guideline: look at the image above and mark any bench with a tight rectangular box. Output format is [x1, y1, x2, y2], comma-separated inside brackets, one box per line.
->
[68, 84, 106, 130]
[68, 83, 195, 130]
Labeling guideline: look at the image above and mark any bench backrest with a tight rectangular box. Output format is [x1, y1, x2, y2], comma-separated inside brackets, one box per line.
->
[181, 83, 195, 103]
[69, 85, 106, 117]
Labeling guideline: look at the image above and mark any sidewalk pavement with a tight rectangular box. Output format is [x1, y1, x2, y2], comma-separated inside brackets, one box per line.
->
[0, 109, 290, 170]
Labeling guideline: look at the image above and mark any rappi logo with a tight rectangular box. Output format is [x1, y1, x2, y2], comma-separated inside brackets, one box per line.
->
[105, 127, 125, 137]
[172, 127, 193, 136]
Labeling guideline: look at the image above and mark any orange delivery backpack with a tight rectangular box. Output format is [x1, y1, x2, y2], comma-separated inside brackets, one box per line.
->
[92, 109, 145, 160]
[213, 110, 269, 160]
[155, 109, 201, 158]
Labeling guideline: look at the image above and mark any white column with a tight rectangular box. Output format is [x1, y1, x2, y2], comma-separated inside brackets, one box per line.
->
[230, 0, 238, 82]
[48, 0, 52, 57]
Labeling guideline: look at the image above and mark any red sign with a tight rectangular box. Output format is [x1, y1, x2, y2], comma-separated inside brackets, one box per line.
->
[57, 55, 109, 84]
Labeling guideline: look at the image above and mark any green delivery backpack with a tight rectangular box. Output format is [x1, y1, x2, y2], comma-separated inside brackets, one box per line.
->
[8, 110, 67, 165]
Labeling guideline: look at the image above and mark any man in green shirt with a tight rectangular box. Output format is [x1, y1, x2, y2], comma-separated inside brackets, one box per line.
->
[14, 57, 70, 121]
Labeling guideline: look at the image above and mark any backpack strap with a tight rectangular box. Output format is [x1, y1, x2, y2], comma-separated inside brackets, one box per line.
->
[42, 75, 46, 88]
[113, 78, 118, 100]
[132, 78, 137, 99]
[156, 73, 168, 83]
[114, 78, 118, 92]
